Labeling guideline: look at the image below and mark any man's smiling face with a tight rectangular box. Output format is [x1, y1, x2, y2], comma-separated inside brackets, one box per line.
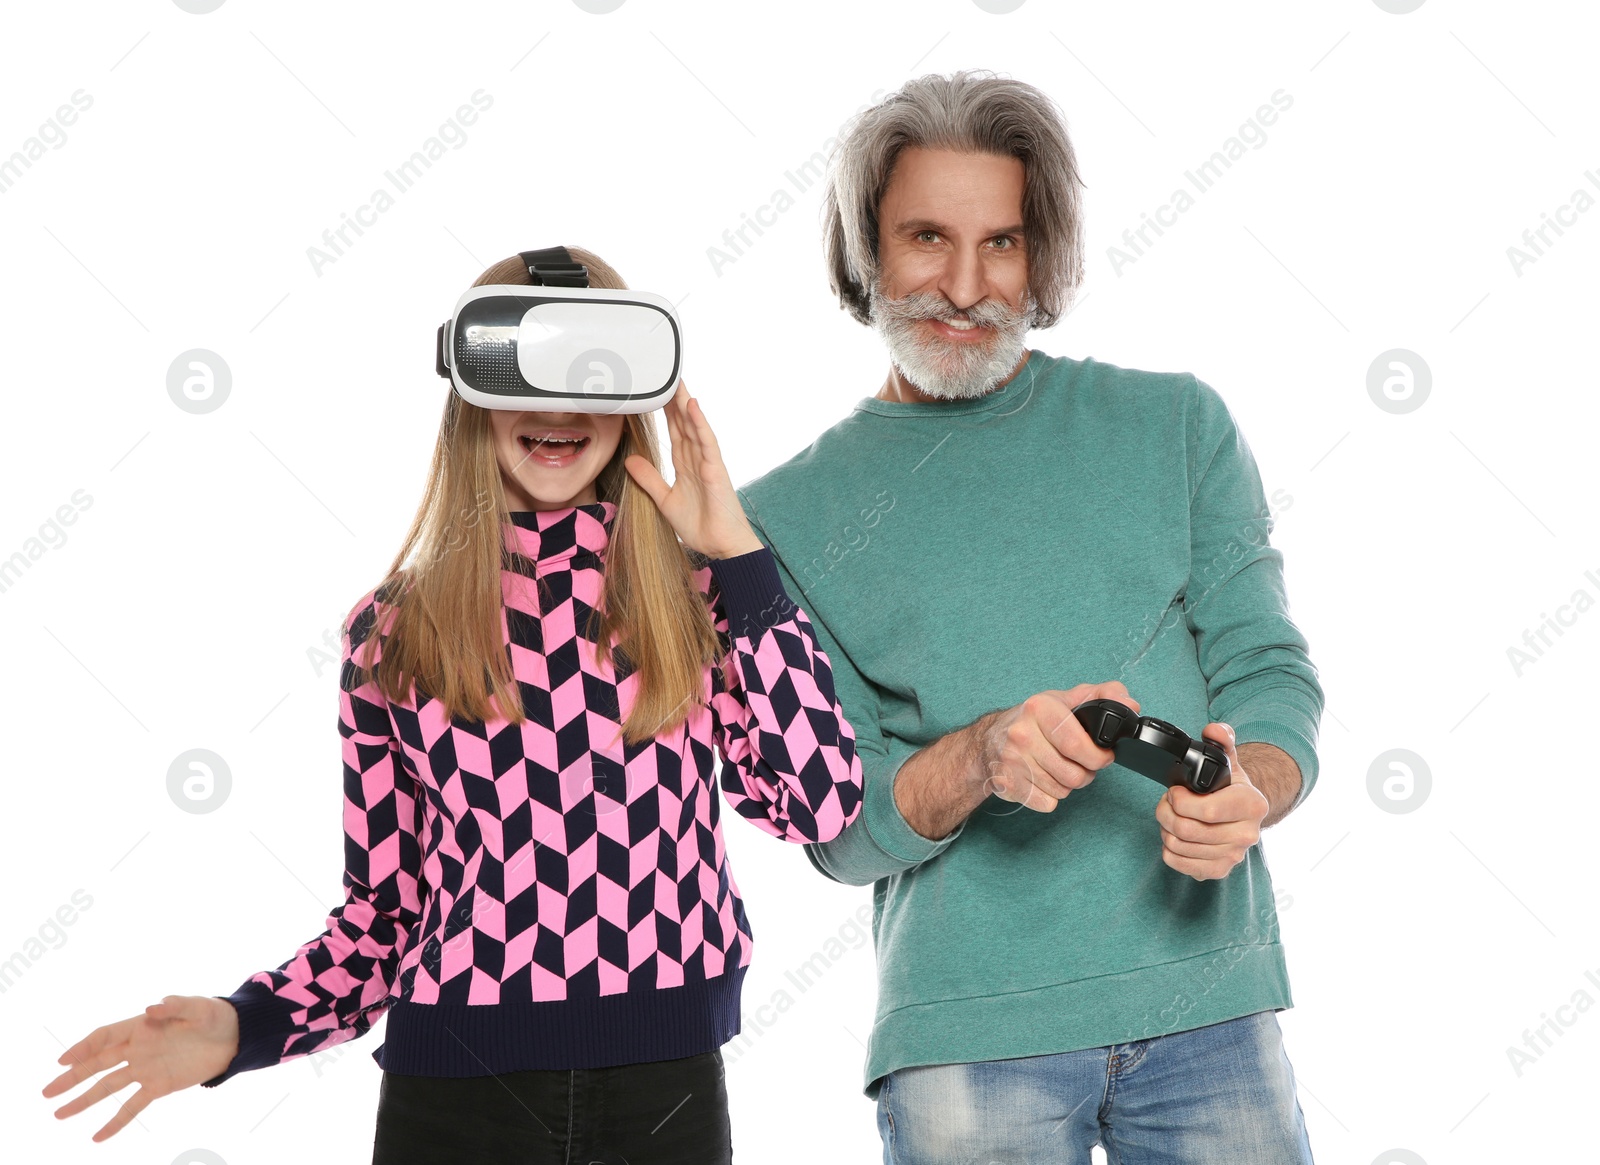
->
[871, 147, 1036, 401]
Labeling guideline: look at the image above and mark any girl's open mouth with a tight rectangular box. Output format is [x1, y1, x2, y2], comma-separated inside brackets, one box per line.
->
[519, 434, 589, 467]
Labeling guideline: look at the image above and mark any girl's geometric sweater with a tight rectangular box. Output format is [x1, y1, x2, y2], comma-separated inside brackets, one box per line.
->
[201, 500, 863, 1086]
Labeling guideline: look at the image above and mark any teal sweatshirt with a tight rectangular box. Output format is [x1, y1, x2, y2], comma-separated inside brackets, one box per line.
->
[735, 348, 1323, 1098]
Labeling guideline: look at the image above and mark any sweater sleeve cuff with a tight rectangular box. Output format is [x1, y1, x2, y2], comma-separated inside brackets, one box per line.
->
[200, 981, 298, 1088]
[707, 545, 796, 642]
[862, 738, 966, 864]
[1231, 719, 1319, 812]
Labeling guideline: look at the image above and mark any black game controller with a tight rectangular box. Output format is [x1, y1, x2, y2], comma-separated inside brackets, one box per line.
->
[1072, 699, 1232, 795]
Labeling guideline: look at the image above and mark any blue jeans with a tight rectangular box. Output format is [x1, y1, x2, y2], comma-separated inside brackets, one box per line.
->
[875, 1010, 1313, 1164]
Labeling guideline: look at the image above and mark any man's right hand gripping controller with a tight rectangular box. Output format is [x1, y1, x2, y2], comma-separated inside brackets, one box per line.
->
[979, 682, 1140, 812]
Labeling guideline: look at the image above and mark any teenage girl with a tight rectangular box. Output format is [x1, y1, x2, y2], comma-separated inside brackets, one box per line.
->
[42, 246, 865, 1164]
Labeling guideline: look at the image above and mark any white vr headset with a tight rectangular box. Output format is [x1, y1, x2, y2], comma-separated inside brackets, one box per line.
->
[435, 245, 682, 414]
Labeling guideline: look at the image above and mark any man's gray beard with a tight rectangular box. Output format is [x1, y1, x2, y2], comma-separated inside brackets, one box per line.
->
[868, 282, 1034, 401]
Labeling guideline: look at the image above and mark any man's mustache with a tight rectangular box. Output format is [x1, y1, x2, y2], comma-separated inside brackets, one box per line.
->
[878, 290, 1033, 328]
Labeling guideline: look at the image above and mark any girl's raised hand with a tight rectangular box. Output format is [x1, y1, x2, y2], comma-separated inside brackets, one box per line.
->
[624, 379, 765, 559]
[41, 994, 240, 1143]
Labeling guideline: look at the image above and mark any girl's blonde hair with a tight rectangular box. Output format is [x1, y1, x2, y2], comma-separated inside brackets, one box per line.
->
[350, 246, 724, 746]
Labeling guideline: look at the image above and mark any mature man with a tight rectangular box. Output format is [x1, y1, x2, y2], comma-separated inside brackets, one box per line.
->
[735, 72, 1324, 1163]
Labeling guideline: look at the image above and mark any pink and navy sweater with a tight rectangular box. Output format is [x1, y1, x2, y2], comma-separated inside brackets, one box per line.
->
[202, 500, 863, 1086]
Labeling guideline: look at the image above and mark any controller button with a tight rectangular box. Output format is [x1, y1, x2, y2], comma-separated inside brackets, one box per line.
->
[1081, 709, 1119, 745]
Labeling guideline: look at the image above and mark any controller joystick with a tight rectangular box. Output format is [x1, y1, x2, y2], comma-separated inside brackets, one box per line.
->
[1071, 698, 1232, 795]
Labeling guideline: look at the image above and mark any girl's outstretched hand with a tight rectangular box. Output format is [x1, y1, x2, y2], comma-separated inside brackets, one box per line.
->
[624, 380, 766, 559]
[41, 994, 240, 1143]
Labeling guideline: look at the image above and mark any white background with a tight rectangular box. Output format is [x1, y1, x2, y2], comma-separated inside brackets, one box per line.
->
[3, 1, 1595, 1162]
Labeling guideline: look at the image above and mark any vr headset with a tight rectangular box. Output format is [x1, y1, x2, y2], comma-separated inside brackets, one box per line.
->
[435, 245, 682, 414]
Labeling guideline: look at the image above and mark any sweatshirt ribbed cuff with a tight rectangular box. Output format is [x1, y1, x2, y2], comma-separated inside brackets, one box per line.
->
[200, 980, 299, 1088]
[706, 545, 795, 642]
[1231, 719, 1319, 811]
[863, 738, 966, 865]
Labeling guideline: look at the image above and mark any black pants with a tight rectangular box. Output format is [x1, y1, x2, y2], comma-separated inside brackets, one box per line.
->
[370, 1050, 732, 1164]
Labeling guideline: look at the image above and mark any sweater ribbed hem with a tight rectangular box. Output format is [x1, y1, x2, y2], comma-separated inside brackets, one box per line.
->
[374, 966, 747, 1076]
[201, 967, 747, 1086]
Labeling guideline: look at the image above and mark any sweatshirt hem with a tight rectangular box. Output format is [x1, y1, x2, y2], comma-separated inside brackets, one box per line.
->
[859, 942, 1293, 1099]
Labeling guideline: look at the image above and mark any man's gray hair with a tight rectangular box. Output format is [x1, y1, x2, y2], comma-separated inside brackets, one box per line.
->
[821, 70, 1086, 329]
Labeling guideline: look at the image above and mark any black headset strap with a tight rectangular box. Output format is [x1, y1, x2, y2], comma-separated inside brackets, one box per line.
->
[519, 245, 589, 287]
